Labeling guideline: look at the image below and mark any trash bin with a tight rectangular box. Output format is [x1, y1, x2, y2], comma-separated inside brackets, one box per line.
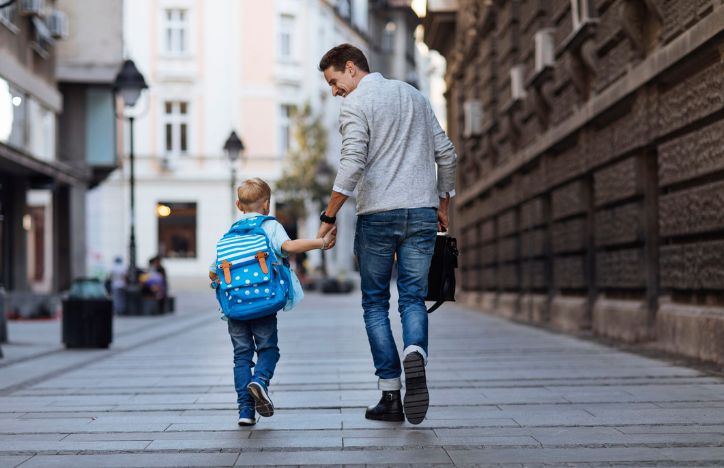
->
[0, 287, 4, 358]
[62, 278, 113, 349]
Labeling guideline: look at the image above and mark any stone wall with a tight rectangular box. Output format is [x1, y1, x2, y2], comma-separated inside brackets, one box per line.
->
[435, 0, 724, 364]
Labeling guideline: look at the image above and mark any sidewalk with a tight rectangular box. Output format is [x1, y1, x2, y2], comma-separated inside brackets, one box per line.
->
[0, 288, 723, 467]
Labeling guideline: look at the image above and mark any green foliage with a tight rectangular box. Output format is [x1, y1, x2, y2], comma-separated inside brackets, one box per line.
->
[275, 102, 335, 219]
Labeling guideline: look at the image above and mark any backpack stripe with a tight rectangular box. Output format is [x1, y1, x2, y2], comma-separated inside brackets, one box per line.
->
[217, 239, 267, 254]
[218, 242, 268, 257]
[217, 235, 266, 247]
[218, 248, 268, 262]
[217, 253, 256, 266]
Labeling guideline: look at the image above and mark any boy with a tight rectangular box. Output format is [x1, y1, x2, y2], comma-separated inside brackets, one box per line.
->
[210, 177, 336, 426]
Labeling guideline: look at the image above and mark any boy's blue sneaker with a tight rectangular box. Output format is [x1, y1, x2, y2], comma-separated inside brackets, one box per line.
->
[238, 406, 256, 426]
[247, 381, 274, 417]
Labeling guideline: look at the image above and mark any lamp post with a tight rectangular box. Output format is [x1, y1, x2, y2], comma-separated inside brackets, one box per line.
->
[314, 160, 335, 278]
[223, 131, 244, 221]
[114, 59, 148, 313]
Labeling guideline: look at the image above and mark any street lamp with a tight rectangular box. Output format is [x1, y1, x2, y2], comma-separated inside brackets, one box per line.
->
[223, 130, 245, 220]
[114, 59, 148, 313]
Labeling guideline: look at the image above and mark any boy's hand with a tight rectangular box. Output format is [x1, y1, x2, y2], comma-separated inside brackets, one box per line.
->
[322, 226, 337, 250]
[209, 271, 220, 288]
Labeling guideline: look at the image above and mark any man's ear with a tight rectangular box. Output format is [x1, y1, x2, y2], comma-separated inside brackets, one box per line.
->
[346, 60, 356, 75]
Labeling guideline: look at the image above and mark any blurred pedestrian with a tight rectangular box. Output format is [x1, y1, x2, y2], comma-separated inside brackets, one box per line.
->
[109, 256, 126, 314]
[316, 44, 457, 425]
[141, 256, 166, 301]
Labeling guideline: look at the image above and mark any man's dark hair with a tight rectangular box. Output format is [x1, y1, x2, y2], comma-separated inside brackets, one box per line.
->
[318, 43, 370, 73]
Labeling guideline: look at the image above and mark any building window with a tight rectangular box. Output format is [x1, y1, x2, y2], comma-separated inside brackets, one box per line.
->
[163, 8, 188, 54]
[382, 21, 396, 53]
[337, 0, 352, 21]
[279, 14, 294, 60]
[157, 202, 197, 258]
[28, 98, 55, 161]
[163, 101, 189, 156]
[0, 78, 27, 150]
[279, 104, 295, 156]
[28, 206, 45, 282]
[570, 0, 596, 30]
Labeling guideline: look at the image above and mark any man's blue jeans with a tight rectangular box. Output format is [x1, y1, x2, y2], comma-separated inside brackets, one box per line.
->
[355, 207, 438, 391]
[227, 314, 279, 411]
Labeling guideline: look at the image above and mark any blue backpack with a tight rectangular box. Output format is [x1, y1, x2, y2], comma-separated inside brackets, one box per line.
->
[212, 216, 292, 320]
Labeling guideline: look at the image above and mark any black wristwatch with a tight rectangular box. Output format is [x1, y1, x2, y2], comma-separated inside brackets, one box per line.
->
[320, 210, 336, 224]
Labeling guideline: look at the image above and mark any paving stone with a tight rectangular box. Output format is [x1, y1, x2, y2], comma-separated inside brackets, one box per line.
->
[534, 430, 724, 447]
[616, 424, 724, 434]
[19, 453, 240, 467]
[0, 456, 32, 468]
[343, 435, 540, 448]
[663, 446, 724, 461]
[0, 420, 171, 434]
[0, 440, 151, 453]
[0, 434, 68, 441]
[233, 448, 452, 465]
[446, 447, 674, 464]
[147, 435, 343, 450]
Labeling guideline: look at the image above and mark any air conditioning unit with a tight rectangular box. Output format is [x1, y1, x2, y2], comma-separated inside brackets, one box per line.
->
[534, 29, 555, 72]
[571, 0, 596, 30]
[48, 9, 68, 40]
[463, 100, 483, 138]
[19, 0, 44, 17]
[510, 65, 527, 101]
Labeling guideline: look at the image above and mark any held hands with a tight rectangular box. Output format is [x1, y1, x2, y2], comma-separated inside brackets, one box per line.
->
[317, 221, 335, 240]
[321, 226, 337, 250]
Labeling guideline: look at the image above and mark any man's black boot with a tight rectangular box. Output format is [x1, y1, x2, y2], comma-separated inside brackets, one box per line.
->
[364, 390, 405, 421]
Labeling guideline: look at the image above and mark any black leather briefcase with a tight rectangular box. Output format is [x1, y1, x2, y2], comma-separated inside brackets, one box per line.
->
[425, 233, 458, 313]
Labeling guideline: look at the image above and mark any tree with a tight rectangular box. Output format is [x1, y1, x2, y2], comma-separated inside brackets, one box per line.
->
[275, 102, 335, 276]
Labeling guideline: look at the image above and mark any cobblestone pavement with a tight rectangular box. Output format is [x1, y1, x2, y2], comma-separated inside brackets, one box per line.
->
[0, 288, 723, 467]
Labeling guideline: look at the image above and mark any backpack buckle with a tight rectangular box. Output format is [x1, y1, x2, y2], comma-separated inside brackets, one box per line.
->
[255, 252, 269, 275]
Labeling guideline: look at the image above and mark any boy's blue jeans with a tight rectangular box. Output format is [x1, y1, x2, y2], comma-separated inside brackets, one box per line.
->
[227, 314, 279, 410]
[354, 207, 438, 391]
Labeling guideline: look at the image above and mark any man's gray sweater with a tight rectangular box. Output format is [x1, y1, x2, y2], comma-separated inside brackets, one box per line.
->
[332, 72, 457, 215]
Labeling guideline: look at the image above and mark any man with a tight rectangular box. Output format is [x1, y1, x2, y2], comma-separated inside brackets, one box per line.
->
[316, 44, 457, 424]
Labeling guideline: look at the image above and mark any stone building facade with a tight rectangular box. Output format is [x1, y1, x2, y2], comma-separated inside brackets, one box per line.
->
[424, 0, 724, 364]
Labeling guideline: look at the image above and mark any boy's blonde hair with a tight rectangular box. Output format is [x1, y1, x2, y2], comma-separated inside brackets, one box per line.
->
[237, 177, 271, 212]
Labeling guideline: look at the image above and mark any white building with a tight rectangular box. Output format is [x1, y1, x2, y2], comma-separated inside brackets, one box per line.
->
[88, 0, 423, 288]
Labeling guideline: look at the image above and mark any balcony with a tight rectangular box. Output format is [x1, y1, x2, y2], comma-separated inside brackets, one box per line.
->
[422, 0, 458, 56]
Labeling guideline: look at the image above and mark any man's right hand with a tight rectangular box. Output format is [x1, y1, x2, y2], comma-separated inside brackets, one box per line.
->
[438, 193, 451, 232]
[317, 222, 335, 239]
